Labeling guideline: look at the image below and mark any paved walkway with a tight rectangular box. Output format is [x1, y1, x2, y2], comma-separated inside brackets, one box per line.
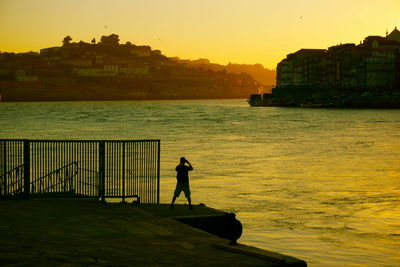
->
[0, 199, 306, 266]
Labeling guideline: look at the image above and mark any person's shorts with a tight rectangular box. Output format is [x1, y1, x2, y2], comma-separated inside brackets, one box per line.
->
[174, 182, 191, 198]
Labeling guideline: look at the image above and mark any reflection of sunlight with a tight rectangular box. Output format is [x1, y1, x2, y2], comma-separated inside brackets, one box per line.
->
[2, 100, 400, 266]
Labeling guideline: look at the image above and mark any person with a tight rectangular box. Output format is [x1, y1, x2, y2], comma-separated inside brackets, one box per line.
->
[171, 157, 194, 209]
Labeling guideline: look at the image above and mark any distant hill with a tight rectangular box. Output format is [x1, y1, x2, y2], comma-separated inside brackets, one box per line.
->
[170, 58, 276, 92]
[0, 34, 267, 101]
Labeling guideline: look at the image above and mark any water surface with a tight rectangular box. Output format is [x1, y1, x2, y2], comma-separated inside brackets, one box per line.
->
[1, 99, 399, 266]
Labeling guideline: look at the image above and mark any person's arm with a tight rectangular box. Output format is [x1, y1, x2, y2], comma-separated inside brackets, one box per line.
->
[186, 160, 193, 170]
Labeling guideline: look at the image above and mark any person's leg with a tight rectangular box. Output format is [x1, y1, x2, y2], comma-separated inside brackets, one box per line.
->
[183, 182, 193, 209]
[171, 182, 181, 209]
[170, 196, 177, 208]
[187, 197, 193, 209]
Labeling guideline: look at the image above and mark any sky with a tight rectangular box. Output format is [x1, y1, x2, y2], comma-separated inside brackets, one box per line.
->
[0, 0, 399, 69]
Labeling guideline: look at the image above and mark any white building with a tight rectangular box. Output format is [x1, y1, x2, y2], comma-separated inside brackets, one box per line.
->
[16, 70, 39, 81]
[74, 65, 119, 77]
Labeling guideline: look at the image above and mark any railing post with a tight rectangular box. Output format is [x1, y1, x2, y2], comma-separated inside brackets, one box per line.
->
[1, 141, 5, 198]
[23, 140, 30, 198]
[122, 142, 125, 203]
[157, 140, 160, 204]
[99, 141, 105, 202]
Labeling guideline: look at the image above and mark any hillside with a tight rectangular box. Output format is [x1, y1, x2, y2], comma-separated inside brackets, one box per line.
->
[0, 34, 267, 101]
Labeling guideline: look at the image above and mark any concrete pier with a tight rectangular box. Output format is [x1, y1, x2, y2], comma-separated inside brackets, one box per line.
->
[0, 199, 306, 266]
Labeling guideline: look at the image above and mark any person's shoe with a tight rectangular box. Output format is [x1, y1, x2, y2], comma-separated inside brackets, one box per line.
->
[189, 205, 194, 210]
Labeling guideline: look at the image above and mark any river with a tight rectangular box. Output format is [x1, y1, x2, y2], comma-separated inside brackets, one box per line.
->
[1, 99, 399, 266]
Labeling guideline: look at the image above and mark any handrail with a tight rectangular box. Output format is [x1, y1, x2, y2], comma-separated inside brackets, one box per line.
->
[31, 162, 79, 193]
[0, 139, 160, 143]
[31, 162, 78, 183]
[0, 164, 24, 193]
[0, 164, 24, 180]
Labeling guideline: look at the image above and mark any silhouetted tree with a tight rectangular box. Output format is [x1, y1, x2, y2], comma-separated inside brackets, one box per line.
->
[91, 38, 96, 44]
[100, 34, 120, 46]
[62, 36, 72, 46]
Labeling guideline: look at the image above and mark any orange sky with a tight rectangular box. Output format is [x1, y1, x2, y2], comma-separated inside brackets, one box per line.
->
[0, 0, 399, 69]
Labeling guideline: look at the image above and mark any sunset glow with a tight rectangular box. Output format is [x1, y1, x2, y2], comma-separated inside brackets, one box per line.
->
[1, 0, 399, 69]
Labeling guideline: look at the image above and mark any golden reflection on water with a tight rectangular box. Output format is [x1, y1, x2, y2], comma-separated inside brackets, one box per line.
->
[1, 99, 399, 266]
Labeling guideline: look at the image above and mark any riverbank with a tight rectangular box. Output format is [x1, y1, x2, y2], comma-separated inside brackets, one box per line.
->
[0, 199, 306, 266]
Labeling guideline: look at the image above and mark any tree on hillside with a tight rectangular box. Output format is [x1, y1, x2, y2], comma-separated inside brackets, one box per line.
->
[91, 38, 96, 44]
[62, 36, 72, 46]
[100, 34, 120, 46]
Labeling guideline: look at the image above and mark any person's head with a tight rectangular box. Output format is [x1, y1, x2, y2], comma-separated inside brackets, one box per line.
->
[180, 157, 186, 164]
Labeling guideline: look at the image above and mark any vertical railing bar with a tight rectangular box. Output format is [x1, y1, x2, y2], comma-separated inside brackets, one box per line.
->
[153, 141, 156, 203]
[153, 141, 157, 203]
[91, 141, 94, 197]
[140, 142, 143, 202]
[79, 141, 83, 195]
[59, 141, 62, 192]
[148, 142, 152, 203]
[122, 142, 125, 202]
[74, 142, 78, 195]
[111, 141, 114, 198]
[31, 142, 35, 194]
[23, 140, 30, 198]
[12, 141, 14, 196]
[95, 141, 97, 197]
[39, 141, 42, 193]
[52, 141, 54, 193]
[107, 142, 110, 198]
[134, 142, 137, 199]
[93, 141, 96, 197]
[83, 142, 87, 197]
[111, 142, 114, 197]
[30, 142, 33, 196]
[150, 141, 154, 203]
[55, 141, 58, 193]
[63, 142, 66, 192]
[83, 142, 86, 196]
[13, 141, 16, 196]
[144, 141, 147, 203]
[116, 142, 119, 198]
[128, 142, 131, 197]
[115, 142, 117, 198]
[106, 142, 109, 198]
[2, 141, 6, 197]
[36, 142, 39, 193]
[66, 142, 68, 193]
[100, 141, 105, 201]
[9, 141, 13, 196]
[45, 142, 48, 192]
[116, 142, 118, 198]
[144, 142, 153, 202]
[149, 142, 152, 203]
[144, 142, 147, 203]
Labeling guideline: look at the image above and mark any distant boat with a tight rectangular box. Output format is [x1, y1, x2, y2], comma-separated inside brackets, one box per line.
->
[300, 103, 324, 108]
[247, 94, 290, 107]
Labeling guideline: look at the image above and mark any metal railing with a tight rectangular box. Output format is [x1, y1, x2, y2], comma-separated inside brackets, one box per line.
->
[0, 139, 160, 203]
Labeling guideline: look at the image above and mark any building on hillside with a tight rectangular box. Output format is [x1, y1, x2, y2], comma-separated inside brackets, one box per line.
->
[387, 27, 400, 42]
[16, 70, 39, 81]
[119, 65, 150, 77]
[73, 65, 119, 77]
[277, 49, 326, 87]
[40, 47, 61, 56]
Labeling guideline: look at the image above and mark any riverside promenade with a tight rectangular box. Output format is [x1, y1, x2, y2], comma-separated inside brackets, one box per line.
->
[0, 199, 306, 266]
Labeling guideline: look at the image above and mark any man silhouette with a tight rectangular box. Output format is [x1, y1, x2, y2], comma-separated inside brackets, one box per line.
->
[170, 157, 193, 209]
